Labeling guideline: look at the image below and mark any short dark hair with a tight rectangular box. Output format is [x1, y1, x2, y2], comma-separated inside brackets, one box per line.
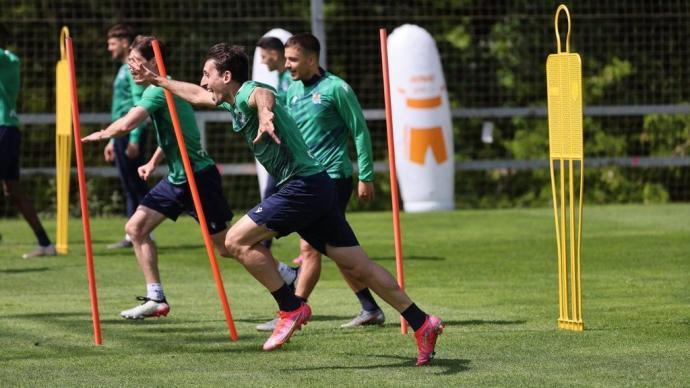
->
[257, 37, 284, 55]
[131, 35, 167, 61]
[107, 24, 136, 43]
[285, 33, 320, 57]
[205, 43, 249, 84]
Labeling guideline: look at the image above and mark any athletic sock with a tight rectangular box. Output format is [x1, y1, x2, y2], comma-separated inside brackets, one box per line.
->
[146, 283, 165, 301]
[277, 262, 297, 285]
[35, 229, 51, 247]
[355, 288, 380, 312]
[271, 283, 301, 312]
[401, 303, 427, 332]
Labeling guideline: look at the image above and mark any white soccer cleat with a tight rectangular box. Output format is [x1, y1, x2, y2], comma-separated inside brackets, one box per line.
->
[256, 316, 279, 332]
[340, 309, 386, 328]
[22, 244, 57, 259]
[120, 297, 170, 320]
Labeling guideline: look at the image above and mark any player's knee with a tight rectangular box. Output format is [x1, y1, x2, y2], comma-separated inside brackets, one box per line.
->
[125, 219, 145, 241]
[224, 234, 246, 259]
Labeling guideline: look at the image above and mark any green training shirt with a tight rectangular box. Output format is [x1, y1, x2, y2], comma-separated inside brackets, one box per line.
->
[111, 63, 146, 144]
[286, 70, 374, 181]
[0, 49, 20, 127]
[276, 70, 292, 105]
[136, 84, 215, 185]
[219, 81, 323, 186]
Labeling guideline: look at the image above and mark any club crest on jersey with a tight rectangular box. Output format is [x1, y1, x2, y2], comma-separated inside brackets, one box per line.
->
[233, 111, 247, 128]
[312, 92, 322, 104]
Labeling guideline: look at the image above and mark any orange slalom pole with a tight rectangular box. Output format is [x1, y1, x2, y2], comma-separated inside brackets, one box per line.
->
[65, 36, 102, 345]
[151, 40, 238, 341]
[379, 28, 408, 335]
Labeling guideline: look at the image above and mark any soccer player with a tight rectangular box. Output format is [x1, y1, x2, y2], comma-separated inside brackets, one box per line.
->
[257, 36, 292, 105]
[103, 25, 150, 249]
[1, 27, 56, 259]
[256, 33, 384, 331]
[140, 42, 443, 365]
[255, 36, 292, 247]
[83, 36, 297, 320]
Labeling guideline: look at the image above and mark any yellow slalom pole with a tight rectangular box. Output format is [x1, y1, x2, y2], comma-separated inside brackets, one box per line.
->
[55, 26, 72, 255]
[546, 4, 585, 332]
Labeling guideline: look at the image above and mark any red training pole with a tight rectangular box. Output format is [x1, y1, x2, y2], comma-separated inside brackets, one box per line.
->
[379, 28, 408, 335]
[151, 40, 238, 341]
[65, 36, 102, 345]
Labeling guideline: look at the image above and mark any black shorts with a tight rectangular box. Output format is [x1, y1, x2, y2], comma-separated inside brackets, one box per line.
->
[247, 171, 359, 254]
[140, 166, 233, 234]
[0, 126, 21, 181]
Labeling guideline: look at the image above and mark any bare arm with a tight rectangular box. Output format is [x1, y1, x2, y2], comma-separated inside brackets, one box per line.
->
[82, 106, 149, 142]
[140, 65, 216, 108]
[248, 87, 281, 144]
[138, 147, 164, 181]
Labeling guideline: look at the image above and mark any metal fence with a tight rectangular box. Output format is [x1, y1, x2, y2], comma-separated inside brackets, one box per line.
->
[2, 0, 690, 217]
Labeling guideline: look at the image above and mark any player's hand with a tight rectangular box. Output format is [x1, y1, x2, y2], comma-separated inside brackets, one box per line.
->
[254, 108, 281, 144]
[126, 142, 140, 159]
[358, 181, 375, 202]
[104, 142, 115, 162]
[138, 162, 155, 181]
[82, 130, 108, 143]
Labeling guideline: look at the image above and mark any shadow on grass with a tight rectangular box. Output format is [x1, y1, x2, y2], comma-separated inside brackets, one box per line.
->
[287, 353, 470, 375]
[369, 255, 445, 262]
[0, 267, 50, 274]
[445, 319, 526, 326]
[236, 314, 354, 324]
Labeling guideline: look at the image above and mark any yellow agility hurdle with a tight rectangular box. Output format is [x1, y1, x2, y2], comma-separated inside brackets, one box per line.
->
[546, 5, 584, 331]
[55, 26, 72, 255]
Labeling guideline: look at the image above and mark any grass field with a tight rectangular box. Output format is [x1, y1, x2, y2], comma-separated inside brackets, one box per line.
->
[1, 204, 689, 386]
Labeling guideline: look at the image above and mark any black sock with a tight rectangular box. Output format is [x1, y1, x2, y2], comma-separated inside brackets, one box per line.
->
[355, 288, 380, 312]
[401, 303, 427, 332]
[271, 283, 301, 312]
[298, 296, 308, 303]
[35, 229, 51, 247]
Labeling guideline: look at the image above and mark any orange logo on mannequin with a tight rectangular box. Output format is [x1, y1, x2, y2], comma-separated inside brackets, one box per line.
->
[407, 127, 447, 165]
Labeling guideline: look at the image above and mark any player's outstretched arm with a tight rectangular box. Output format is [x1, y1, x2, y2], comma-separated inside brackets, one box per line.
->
[249, 87, 281, 144]
[140, 65, 216, 108]
[82, 107, 149, 143]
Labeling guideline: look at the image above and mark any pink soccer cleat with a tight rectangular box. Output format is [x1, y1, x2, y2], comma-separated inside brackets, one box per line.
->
[414, 315, 445, 366]
[262, 303, 311, 351]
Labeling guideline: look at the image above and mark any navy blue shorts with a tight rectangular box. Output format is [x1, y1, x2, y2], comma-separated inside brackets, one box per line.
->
[0, 126, 21, 181]
[333, 177, 353, 214]
[141, 166, 233, 234]
[247, 171, 359, 254]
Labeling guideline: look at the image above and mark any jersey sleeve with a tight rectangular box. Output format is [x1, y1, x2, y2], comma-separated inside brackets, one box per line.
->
[332, 80, 374, 182]
[135, 86, 166, 116]
[127, 71, 147, 144]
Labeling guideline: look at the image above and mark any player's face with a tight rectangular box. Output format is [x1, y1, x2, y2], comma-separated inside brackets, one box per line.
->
[107, 37, 129, 61]
[284, 46, 314, 81]
[260, 48, 280, 71]
[201, 59, 230, 106]
[127, 49, 156, 85]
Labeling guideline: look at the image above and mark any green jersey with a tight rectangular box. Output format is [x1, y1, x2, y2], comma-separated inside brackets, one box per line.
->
[111, 63, 146, 143]
[286, 71, 374, 181]
[276, 70, 292, 105]
[219, 81, 323, 186]
[136, 84, 214, 185]
[0, 49, 20, 127]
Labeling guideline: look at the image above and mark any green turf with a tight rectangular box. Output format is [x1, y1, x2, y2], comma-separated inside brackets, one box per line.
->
[1, 204, 689, 386]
